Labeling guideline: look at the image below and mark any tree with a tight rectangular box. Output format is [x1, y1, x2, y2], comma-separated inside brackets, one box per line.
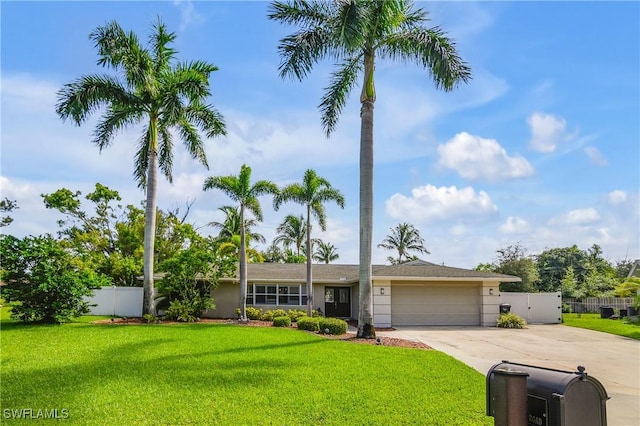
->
[269, 0, 471, 338]
[314, 241, 340, 264]
[274, 169, 345, 316]
[492, 243, 538, 292]
[203, 164, 278, 321]
[0, 198, 18, 228]
[56, 19, 226, 316]
[0, 234, 109, 323]
[209, 205, 266, 246]
[378, 222, 429, 265]
[273, 214, 307, 257]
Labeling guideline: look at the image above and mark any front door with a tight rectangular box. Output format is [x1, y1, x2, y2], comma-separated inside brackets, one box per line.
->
[324, 287, 351, 318]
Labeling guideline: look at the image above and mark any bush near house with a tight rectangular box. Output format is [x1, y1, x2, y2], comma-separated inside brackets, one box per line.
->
[260, 309, 287, 321]
[297, 316, 320, 332]
[496, 313, 526, 329]
[286, 309, 307, 322]
[272, 316, 291, 327]
[319, 317, 348, 335]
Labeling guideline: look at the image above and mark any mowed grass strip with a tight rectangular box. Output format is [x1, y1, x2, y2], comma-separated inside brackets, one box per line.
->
[1, 316, 491, 425]
[563, 313, 640, 340]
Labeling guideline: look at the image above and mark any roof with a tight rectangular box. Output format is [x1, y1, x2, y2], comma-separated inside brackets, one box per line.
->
[220, 259, 521, 283]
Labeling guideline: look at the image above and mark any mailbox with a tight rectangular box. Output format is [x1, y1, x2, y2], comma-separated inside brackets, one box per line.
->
[487, 361, 609, 426]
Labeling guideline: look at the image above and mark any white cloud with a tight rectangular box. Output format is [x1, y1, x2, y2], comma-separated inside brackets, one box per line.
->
[549, 207, 600, 226]
[437, 132, 534, 182]
[499, 216, 532, 234]
[385, 184, 498, 224]
[173, 0, 205, 32]
[527, 112, 571, 153]
[607, 190, 627, 205]
[584, 147, 608, 166]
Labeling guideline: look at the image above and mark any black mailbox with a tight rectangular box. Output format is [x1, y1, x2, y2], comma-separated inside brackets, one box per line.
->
[487, 361, 608, 426]
[499, 303, 511, 314]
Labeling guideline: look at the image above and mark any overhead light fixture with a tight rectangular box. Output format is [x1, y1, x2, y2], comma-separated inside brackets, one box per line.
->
[489, 288, 494, 296]
[380, 288, 385, 295]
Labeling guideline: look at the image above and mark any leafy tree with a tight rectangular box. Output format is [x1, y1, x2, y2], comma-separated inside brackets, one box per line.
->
[209, 205, 266, 246]
[474, 263, 493, 273]
[158, 236, 235, 322]
[274, 169, 345, 316]
[56, 19, 226, 316]
[0, 234, 108, 323]
[614, 277, 640, 298]
[492, 243, 538, 292]
[614, 258, 635, 279]
[314, 241, 340, 264]
[0, 198, 18, 228]
[378, 222, 429, 265]
[203, 164, 278, 321]
[273, 214, 307, 257]
[261, 242, 286, 263]
[269, 0, 470, 338]
[217, 234, 265, 264]
[560, 266, 578, 298]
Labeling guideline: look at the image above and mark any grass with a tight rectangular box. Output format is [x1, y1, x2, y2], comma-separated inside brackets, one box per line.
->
[563, 313, 640, 340]
[0, 307, 491, 425]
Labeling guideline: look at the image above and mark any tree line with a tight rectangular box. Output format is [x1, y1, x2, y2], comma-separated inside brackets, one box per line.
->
[475, 243, 638, 299]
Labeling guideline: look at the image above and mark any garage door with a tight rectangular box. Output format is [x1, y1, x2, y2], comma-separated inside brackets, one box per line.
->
[391, 285, 480, 326]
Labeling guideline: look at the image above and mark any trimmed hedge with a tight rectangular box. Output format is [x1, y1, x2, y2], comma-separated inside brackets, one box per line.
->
[496, 312, 526, 329]
[272, 316, 292, 327]
[261, 309, 287, 321]
[319, 318, 348, 335]
[296, 316, 320, 332]
[286, 309, 307, 322]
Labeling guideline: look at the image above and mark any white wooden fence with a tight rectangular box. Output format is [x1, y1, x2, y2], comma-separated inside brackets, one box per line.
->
[499, 292, 562, 324]
[563, 297, 635, 314]
[84, 286, 143, 317]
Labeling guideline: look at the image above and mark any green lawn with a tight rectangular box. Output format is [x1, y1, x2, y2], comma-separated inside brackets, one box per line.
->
[0, 309, 491, 425]
[563, 313, 640, 340]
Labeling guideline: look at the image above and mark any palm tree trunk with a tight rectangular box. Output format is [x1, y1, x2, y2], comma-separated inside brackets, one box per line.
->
[306, 204, 313, 316]
[142, 120, 159, 317]
[357, 51, 376, 339]
[239, 204, 248, 322]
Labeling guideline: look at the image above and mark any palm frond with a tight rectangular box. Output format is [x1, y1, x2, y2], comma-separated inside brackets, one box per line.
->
[176, 117, 208, 169]
[274, 183, 305, 209]
[276, 28, 332, 81]
[380, 27, 472, 91]
[268, 0, 332, 28]
[92, 104, 144, 151]
[185, 104, 227, 138]
[134, 126, 152, 188]
[157, 125, 174, 182]
[244, 197, 264, 222]
[150, 17, 177, 74]
[202, 175, 241, 203]
[319, 57, 362, 136]
[56, 74, 134, 125]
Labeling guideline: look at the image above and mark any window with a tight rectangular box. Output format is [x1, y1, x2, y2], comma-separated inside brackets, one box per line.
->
[248, 284, 307, 306]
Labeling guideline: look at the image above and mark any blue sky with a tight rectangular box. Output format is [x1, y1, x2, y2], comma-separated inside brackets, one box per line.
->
[1, 1, 638, 268]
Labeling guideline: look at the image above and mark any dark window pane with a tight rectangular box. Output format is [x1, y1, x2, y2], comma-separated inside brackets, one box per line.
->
[266, 295, 277, 304]
[302, 296, 307, 305]
[256, 285, 265, 294]
[289, 286, 299, 294]
[279, 295, 288, 305]
[247, 297, 254, 305]
[267, 286, 277, 294]
[256, 295, 266, 304]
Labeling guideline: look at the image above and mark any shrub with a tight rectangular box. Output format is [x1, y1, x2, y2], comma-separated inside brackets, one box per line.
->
[562, 303, 571, 314]
[272, 316, 292, 327]
[311, 309, 322, 318]
[235, 307, 263, 320]
[296, 316, 320, 332]
[496, 312, 526, 329]
[261, 309, 287, 321]
[319, 317, 348, 335]
[0, 234, 108, 323]
[286, 309, 307, 322]
[165, 300, 203, 322]
[623, 315, 640, 325]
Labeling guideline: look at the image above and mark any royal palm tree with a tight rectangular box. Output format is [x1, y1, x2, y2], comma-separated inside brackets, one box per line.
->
[209, 205, 266, 246]
[203, 164, 278, 321]
[378, 222, 429, 264]
[314, 241, 340, 264]
[56, 19, 226, 315]
[274, 214, 307, 257]
[274, 169, 345, 316]
[269, 0, 471, 337]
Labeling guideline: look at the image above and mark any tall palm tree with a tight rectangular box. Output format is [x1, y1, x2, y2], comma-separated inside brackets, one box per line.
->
[56, 19, 226, 316]
[274, 169, 345, 316]
[269, 0, 471, 337]
[209, 205, 266, 246]
[378, 222, 429, 264]
[314, 241, 340, 264]
[203, 164, 278, 321]
[274, 214, 307, 257]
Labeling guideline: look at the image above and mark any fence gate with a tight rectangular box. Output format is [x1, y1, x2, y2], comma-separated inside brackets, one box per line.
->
[498, 292, 562, 324]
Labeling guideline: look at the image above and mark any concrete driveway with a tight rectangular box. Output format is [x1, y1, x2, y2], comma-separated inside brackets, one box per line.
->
[379, 324, 639, 426]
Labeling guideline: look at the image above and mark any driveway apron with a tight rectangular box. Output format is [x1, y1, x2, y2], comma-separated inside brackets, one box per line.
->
[379, 324, 640, 426]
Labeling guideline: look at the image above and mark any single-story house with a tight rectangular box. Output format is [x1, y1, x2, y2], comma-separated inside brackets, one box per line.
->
[204, 260, 520, 327]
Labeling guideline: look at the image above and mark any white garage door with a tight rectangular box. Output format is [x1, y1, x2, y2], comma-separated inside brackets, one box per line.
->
[392, 285, 480, 326]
